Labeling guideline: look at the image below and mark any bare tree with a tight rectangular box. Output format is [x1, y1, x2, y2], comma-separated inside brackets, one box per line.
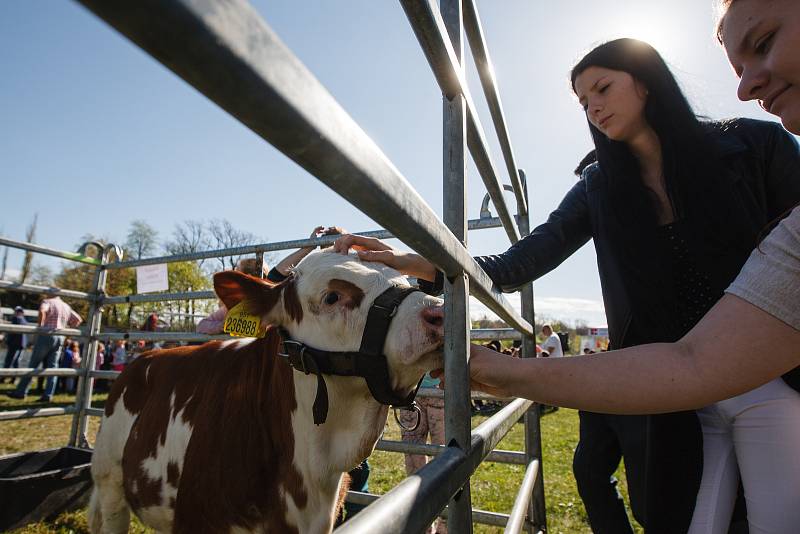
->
[125, 220, 159, 325]
[207, 219, 262, 271]
[125, 220, 159, 260]
[164, 220, 208, 267]
[28, 263, 54, 287]
[19, 213, 38, 283]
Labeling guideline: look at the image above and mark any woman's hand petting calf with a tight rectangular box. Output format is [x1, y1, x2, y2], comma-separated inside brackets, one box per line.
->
[333, 234, 438, 281]
[431, 343, 523, 398]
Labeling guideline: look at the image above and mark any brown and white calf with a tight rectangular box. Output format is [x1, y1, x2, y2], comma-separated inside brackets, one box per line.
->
[89, 251, 444, 534]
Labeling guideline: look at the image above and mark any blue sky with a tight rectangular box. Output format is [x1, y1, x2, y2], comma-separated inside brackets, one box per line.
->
[0, 1, 785, 325]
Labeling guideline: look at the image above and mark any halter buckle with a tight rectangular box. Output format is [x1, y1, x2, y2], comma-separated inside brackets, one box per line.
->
[393, 402, 422, 432]
[279, 340, 306, 363]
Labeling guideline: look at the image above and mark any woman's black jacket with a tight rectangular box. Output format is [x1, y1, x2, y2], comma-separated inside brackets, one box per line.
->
[424, 118, 800, 532]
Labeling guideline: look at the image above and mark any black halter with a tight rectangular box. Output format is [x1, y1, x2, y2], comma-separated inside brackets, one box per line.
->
[278, 285, 424, 425]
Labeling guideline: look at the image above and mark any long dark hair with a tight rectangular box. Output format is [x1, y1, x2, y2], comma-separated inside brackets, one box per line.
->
[571, 38, 717, 226]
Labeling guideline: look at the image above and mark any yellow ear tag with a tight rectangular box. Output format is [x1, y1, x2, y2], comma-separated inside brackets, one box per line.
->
[223, 302, 266, 338]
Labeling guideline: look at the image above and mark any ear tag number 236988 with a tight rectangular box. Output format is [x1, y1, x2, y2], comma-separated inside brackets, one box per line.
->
[223, 302, 266, 338]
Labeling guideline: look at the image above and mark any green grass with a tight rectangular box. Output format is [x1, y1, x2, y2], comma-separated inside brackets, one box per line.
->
[1, 382, 641, 533]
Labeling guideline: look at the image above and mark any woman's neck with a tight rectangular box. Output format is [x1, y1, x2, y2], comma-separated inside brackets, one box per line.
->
[627, 125, 675, 225]
[627, 126, 663, 184]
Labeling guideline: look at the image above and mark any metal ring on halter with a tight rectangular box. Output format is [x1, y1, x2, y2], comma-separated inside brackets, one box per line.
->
[393, 403, 421, 432]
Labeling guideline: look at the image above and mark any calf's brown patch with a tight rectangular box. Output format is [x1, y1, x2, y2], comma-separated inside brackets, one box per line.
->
[108, 329, 306, 533]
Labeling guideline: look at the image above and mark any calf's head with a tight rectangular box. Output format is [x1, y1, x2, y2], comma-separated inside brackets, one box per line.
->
[213, 250, 444, 401]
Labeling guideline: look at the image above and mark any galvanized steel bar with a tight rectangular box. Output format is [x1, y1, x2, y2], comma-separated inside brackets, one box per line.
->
[441, 0, 472, 531]
[0, 324, 86, 337]
[0, 368, 82, 377]
[503, 459, 540, 534]
[399, 0, 521, 243]
[470, 328, 522, 340]
[102, 289, 216, 305]
[0, 406, 77, 422]
[0, 236, 102, 266]
[89, 370, 121, 380]
[76, 0, 532, 337]
[85, 407, 106, 417]
[517, 170, 547, 533]
[101, 331, 229, 343]
[336, 446, 466, 534]
[338, 398, 531, 534]
[70, 248, 109, 447]
[471, 398, 533, 462]
[343, 491, 511, 528]
[343, 491, 510, 528]
[376, 439, 527, 465]
[416, 387, 509, 400]
[462, 0, 527, 216]
[0, 280, 95, 301]
[104, 218, 502, 270]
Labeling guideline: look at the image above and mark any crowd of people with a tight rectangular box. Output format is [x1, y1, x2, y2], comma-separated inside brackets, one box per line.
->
[0, 298, 160, 399]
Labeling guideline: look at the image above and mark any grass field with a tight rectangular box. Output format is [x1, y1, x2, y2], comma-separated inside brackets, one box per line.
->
[0, 381, 641, 533]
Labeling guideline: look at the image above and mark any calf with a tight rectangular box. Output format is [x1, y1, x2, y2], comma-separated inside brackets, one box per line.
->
[89, 251, 444, 534]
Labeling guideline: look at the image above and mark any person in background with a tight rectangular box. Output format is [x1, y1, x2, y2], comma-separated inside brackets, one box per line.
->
[7, 295, 82, 402]
[143, 312, 158, 332]
[111, 340, 127, 372]
[398, 372, 447, 534]
[541, 325, 563, 358]
[94, 341, 108, 392]
[128, 340, 147, 363]
[2, 306, 27, 384]
[196, 256, 269, 335]
[62, 340, 81, 394]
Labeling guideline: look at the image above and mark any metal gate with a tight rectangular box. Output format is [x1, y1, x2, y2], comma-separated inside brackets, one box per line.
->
[0, 1, 547, 532]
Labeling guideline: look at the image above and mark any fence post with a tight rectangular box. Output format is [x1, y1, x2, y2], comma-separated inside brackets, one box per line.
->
[69, 247, 110, 448]
[518, 170, 547, 532]
[441, 0, 473, 532]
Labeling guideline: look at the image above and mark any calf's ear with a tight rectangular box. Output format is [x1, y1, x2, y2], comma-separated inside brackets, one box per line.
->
[213, 271, 285, 319]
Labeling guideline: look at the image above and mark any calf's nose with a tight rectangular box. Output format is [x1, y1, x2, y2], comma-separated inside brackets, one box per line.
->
[421, 305, 444, 337]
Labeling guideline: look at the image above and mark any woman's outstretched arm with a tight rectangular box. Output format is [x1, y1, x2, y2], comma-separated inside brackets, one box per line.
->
[461, 294, 800, 414]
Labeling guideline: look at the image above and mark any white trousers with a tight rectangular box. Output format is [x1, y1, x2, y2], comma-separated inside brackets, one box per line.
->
[688, 377, 800, 534]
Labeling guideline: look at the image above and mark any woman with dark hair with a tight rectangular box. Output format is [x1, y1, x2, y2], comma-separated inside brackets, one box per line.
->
[334, 35, 800, 533]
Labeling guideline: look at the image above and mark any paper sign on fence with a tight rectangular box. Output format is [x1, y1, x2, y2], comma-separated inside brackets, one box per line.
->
[136, 263, 169, 294]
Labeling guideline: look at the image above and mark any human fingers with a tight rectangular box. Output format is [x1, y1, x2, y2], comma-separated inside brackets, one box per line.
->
[310, 226, 325, 238]
[432, 368, 505, 397]
[468, 344, 509, 394]
[333, 234, 392, 255]
[355, 249, 403, 270]
[332, 234, 358, 254]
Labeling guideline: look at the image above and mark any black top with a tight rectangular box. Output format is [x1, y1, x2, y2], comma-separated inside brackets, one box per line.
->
[657, 220, 717, 340]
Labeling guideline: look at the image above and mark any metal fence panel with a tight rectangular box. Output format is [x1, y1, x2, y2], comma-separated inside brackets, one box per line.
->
[75, 0, 532, 336]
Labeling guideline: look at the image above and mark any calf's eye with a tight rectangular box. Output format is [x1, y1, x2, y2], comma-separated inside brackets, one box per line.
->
[325, 292, 340, 305]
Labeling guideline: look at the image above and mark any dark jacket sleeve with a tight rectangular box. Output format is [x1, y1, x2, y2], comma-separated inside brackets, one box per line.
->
[762, 120, 800, 216]
[419, 180, 593, 295]
[475, 179, 592, 292]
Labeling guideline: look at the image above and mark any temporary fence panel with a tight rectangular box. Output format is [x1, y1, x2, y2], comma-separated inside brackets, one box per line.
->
[0, 0, 546, 532]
